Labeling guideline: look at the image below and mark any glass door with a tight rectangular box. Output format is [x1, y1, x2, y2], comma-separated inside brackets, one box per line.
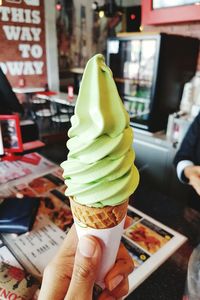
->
[107, 38, 157, 129]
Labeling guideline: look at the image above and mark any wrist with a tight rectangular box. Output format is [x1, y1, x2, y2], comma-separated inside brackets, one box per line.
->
[184, 165, 194, 180]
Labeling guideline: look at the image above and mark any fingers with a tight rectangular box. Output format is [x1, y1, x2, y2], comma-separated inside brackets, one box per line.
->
[111, 277, 129, 298]
[185, 166, 200, 181]
[65, 235, 102, 300]
[102, 243, 133, 299]
[99, 277, 129, 299]
[195, 166, 200, 175]
[190, 175, 200, 196]
[105, 243, 133, 287]
[124, 216, 133, 229]
[98, 289, 116, 300]
[184, 165, 200, 196]
[38, 225, 78, 300]
[39, 223, 133, 300]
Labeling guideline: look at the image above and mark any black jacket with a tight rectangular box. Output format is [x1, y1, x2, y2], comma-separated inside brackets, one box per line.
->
[174, 112, 200, 210]
[174, 112, 200, 166]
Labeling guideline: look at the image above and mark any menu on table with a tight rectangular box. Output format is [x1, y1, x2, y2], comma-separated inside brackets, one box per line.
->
[0, 153, 57, 186]
[122, 206, 187, 294]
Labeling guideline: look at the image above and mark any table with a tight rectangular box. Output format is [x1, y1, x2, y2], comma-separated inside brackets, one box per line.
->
[41, 145, 200, 300]
[36, 92, 77, 106]
[39, 142, 200, 299]
[36, 92, 77, 122]
[13, 87, 46, 119]
[125, 181, 200, 300]
[13, 87, 46, 94]
[1, 148, 200, 299]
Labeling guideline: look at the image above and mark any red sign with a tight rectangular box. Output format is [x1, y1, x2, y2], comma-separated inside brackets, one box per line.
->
[142, 0, 200, 25]
[0, 0, 47, 87]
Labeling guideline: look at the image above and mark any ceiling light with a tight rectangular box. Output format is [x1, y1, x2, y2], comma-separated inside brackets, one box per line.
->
[56, 1, 62, 11]
[92, 1, 99, 10]
[92, 0, 123, 18]
[99, 10, 105, 18]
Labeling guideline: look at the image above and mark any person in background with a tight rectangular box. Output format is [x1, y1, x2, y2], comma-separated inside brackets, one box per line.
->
[39, 221, 134, 300]
[174, 111, 200, 300]
[174, 111, 200, 211]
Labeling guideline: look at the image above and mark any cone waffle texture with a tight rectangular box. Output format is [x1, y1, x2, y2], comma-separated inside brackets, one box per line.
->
[70, 197, 128, 229]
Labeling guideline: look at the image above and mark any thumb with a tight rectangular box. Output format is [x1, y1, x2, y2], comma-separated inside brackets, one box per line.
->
[65, 235, 102, 300]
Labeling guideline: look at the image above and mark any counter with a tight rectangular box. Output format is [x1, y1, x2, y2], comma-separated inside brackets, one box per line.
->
[133, 128, 190, 202]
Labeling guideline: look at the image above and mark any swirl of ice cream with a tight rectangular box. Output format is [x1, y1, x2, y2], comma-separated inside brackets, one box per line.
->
[61, 54, 139, 208]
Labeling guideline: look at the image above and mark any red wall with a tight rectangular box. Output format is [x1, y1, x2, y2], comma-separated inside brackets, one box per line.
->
[144, 22, 200, 70]
[0, 0, 47, 88]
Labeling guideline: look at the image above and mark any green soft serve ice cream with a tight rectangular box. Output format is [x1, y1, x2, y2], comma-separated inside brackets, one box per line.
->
[61, 54, 139, 208]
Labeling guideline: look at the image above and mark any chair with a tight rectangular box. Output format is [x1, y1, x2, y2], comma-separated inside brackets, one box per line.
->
[32, 91, 57, 119]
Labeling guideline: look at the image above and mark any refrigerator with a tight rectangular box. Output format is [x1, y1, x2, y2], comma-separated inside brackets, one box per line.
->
[107, 33, 199, 132]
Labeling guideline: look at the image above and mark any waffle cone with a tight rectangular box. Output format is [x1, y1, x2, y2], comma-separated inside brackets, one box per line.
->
[70, 197, 128, 229]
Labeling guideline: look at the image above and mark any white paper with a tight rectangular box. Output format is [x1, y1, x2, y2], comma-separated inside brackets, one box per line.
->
[2, 215, 66, 278]
[74, 216, 126, 288]
[0, 246, 22, 269]
[0, 123, 4, 156]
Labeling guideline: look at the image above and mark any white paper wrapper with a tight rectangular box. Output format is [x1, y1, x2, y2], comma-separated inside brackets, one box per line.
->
[74, 216, 126, 288]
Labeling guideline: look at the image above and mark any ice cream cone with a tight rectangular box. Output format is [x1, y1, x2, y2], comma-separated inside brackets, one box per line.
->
[69, 197, 128, 288]
[70, 197, 128, 229]
[61, 54, 140, 289]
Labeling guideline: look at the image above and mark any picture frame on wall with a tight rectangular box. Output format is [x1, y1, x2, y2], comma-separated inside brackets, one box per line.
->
[0, 115, 23, 154]
[142, 0, 200, 25]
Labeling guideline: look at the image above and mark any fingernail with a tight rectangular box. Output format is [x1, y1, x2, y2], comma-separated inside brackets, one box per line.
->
[78, 236, 96, 257]
[108, 274, 124, 291]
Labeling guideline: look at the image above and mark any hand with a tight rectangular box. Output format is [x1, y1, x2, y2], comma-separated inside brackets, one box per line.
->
[38, 225, 100, 300]
[184, 165, 200, 196]
[99, 241, 133, 300]
[38, 218, 134, 300]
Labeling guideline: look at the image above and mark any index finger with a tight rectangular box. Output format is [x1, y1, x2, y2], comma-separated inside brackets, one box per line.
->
[124, 216, 133, 229]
